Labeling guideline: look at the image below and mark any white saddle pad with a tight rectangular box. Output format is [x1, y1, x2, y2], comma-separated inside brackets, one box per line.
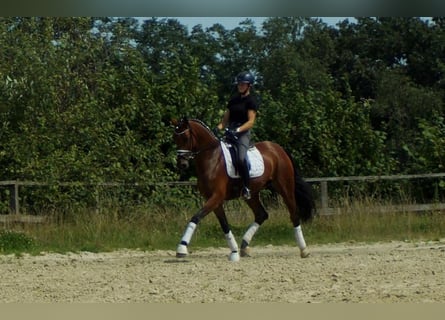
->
[221, 142, 264, 178]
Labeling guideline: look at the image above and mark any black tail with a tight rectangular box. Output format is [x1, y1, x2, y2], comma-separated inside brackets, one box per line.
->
[286, 151, 315, 222]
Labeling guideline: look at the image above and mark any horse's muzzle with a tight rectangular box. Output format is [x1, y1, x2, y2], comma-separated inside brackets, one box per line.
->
[176, 150, 194, 170]
[177, 157, 190, 170]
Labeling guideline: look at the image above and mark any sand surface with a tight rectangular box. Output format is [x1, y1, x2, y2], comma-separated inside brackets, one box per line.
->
[1, 240, 444, 303]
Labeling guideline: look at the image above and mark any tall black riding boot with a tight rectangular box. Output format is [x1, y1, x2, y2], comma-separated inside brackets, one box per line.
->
[239, 161, 251, 200]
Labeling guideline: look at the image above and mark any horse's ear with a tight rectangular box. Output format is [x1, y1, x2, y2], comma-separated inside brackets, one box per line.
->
[171, 118, 179, 127]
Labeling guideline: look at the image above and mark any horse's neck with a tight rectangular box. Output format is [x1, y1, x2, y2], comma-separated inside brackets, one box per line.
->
[191, 123, 218, 147]
[191, 123, 221, 162]
[195, 145, 223, 182]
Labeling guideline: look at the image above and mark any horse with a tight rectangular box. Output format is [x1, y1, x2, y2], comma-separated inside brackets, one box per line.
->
[172, 117, 315, 261]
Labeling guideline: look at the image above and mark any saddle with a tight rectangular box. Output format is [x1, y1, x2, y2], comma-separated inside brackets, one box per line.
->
[220, 141, 264, 179]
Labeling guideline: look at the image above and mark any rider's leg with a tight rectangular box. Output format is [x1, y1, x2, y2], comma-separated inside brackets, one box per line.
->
[237, 133, 251, 199]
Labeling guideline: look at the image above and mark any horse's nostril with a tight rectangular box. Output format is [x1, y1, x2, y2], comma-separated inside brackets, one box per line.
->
[178, 162, 189, 170]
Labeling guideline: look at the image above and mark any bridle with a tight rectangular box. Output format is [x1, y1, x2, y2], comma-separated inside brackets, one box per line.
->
[174, 126, 197, 161]
[174, 120, 219, 161]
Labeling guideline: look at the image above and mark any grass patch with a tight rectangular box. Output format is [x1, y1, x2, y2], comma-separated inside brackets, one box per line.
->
[0, 230, 36, 254]
[1, 197, 444, 255]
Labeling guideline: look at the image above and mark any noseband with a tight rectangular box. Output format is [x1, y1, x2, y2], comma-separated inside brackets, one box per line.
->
[174, 127, 196, 161]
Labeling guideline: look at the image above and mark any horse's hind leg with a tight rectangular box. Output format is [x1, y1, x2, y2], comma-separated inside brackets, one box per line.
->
[240, 196, 269, 257]
[214, 205, 240, 262]
[275, 178, 310, 258]
[294, 224, 309, 258]
[284, 195, 310, 258]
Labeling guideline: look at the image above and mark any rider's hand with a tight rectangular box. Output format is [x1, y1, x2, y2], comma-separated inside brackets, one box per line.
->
[224, 128, 239, 141]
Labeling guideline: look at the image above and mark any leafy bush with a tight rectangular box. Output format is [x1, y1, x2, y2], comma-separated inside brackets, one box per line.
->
[0, 230, 36, 253]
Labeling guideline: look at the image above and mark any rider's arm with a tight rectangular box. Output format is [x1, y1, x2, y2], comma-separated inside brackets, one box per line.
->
[217, 110, 230, 130]
[237, 109, 256, 132]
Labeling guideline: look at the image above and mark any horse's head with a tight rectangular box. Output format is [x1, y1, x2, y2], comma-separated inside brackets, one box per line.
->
[171, 117, 218, 171]
[172, 117, 193, 170]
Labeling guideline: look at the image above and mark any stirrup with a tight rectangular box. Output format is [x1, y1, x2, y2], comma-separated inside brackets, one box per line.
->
[242, 187, 251, 200]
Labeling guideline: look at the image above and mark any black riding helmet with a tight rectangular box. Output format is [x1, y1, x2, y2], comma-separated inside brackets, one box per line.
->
[235, 71, 255, 85]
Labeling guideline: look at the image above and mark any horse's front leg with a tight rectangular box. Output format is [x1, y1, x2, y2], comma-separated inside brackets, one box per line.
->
[213, 205, 240, 262]
[176, 195, 222, 258]
[175, 207, 206, 258]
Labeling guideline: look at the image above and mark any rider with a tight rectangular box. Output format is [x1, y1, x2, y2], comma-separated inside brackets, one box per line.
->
[215, 71, 259, 200]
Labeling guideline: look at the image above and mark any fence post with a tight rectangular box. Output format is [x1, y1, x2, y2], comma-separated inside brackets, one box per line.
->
[9, 181, 20, 215]
[320, 180, 329, 215]
[95, 185, 100, 214]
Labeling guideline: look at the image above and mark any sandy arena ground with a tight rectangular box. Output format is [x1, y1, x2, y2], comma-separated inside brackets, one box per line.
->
[1, 240, 444, 303]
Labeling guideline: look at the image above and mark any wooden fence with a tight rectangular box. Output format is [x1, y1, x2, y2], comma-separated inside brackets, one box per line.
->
[304, 173, 445, 215]
[1, 173, 445, 221]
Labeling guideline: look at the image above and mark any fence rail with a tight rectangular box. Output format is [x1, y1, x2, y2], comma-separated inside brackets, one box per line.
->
[1, 173, 445, 218]
[304, 173, 445, 215]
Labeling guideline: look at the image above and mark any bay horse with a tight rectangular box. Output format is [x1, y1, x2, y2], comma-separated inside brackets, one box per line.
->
[172, 117, 315, 261]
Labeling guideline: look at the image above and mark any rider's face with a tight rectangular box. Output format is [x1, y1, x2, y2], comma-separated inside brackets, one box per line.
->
[237, 82, 249, 93]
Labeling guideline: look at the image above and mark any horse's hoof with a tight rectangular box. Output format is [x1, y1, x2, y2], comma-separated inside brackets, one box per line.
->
[229, 251, 240, 262]
[176, 244, 188, 258]
[240, 246, 251, 257]
[300, 248, 310, 258]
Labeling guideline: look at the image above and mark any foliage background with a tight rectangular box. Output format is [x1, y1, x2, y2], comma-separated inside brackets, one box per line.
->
[0, 17, 444, 212]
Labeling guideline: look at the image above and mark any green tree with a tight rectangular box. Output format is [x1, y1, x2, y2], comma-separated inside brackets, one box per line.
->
[1, 16, 444, 211]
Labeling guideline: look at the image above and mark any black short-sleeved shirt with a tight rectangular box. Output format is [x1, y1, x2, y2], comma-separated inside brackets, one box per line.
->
[227, 94, 259, 127]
